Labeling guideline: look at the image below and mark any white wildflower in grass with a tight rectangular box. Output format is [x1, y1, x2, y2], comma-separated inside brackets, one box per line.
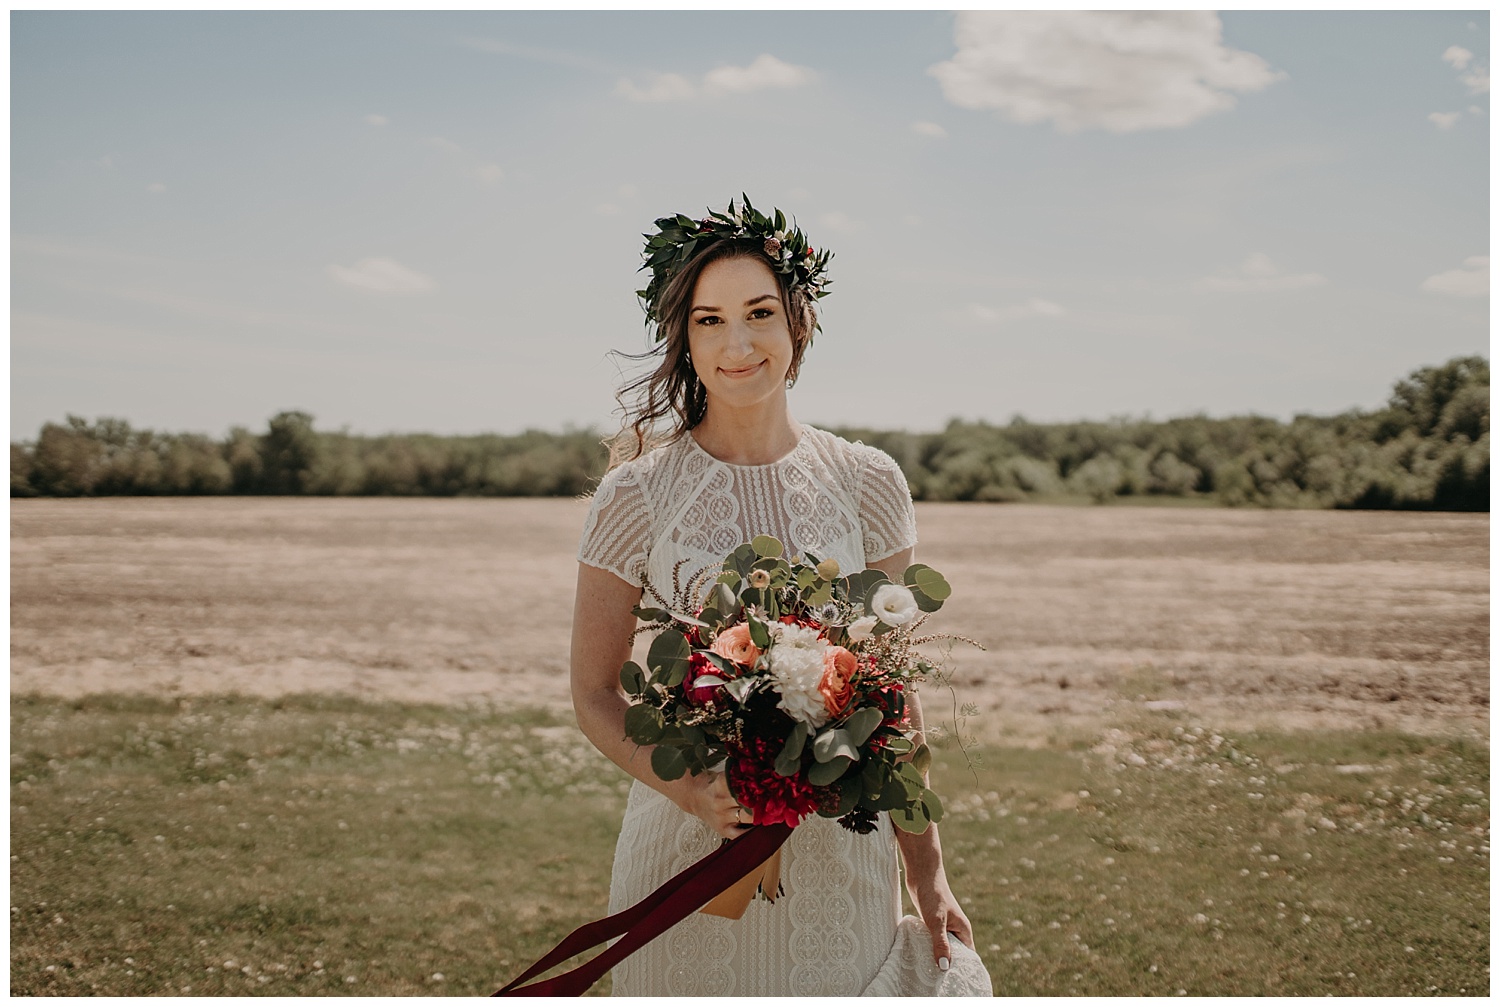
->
[766, 622, 831, 727]
[869, 583, 919, 627]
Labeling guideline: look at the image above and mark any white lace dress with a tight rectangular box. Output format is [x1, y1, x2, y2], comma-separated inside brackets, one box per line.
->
[577, 426, 992, 996]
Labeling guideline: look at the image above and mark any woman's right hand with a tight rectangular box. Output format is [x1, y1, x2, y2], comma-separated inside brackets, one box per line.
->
[677, 770, 752, 840]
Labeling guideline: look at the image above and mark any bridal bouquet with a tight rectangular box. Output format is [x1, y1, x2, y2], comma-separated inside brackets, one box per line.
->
[620, 536, 953, 837]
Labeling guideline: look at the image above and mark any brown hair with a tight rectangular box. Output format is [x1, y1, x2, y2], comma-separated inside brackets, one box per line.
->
[610, 239, 818, 465]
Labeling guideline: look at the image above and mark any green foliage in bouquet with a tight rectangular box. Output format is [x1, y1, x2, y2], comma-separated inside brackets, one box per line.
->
[618, 537, 954, 834]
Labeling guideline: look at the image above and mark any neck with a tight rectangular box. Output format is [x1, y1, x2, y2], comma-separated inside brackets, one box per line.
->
[690, 396, 802, 466]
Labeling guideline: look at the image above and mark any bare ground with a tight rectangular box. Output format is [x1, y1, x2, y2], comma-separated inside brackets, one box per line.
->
[10, 498, 1488, 741]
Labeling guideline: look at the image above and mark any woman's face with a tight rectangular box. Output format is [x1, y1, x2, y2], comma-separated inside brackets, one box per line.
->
[687, 255, 796, 413]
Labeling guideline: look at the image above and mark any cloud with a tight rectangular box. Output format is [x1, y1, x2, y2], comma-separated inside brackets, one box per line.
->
[473, 163, 504, 184]
[1470, 105, 1484, 115]
[616, 54, 816, 102]
[929, 11, 1283, 133]
[614, 72, 695, 102]
[1442, 44, 1489, 94]
[1443, 45, 1474, 70]
[146, 183, 167, 194]
[1429, 111, 1462, 129]
[968, 298, 1065, 323]
[703, 54, 816, 94]
[1421, 255, 1489, 297]
[424, 136, 463, 154]
[1197, 252, 1328, 292]
[364, 113, 389, 126]
[327, 258, 436, 295]
[911, 120, 948, 138]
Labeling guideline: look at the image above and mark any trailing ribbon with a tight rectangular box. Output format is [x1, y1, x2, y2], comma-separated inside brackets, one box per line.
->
[493, 822, 793, 996]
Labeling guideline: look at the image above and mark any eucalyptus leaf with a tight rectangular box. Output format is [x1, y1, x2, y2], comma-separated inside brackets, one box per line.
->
[747, 617, 771, 650]
[618, 661, 646, 695]
[842, 707, 884, 747]
[912, 742, 933, 776]
[778, 721, 810, 763]
[651, 744, 688, 781]
[751, 534, 783, 559]
[808, 755, 854, 786]
[724, 676, 757, 702]
[921, 787, 945, 824]
[623, 704, 664, 746]
[812, 728, 859, 764]
[632, 606, 670, 623]
[843, 569, 891, 611]
[647, 630, 691, 688]
[891, 803, 930, 834]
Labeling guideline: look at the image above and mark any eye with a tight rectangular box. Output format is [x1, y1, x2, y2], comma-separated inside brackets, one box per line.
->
[694, 314, 723, 326]
[749, 307, 776, 320]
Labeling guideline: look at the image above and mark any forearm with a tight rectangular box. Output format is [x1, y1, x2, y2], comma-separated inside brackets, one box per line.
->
[893, 688, 951, 891]
[573, 681, 700, 809]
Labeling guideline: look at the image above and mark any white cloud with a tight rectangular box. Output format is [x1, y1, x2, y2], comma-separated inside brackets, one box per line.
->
[1429, 111, 1461, 129]
[146, 183, 167, 194]
[929, 11, 1282, 133]
[968, 298, 1065, 323]
[1421, 255, 1489, 297]
[327, 258, 436, 295]
[364, 113, 389, 127]
[473, 163, 504, 184]
[1443, 46, 1474, 70]
[1197, 252, 1328, 292]
[704, 54, 816, 94]
[616, 54, 815, 102]
[912, 120, 948, 138]
[424, 136, 463, 154]
[595, 202, 621, 216]
[1461, 67, 1489, 94]
[614, 72, 695, 102]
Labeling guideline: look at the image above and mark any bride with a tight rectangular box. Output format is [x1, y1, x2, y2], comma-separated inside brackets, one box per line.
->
[571, 198, 991, 996]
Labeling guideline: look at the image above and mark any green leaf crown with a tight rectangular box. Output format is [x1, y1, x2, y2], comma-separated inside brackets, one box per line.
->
[636, 194, 833, 339]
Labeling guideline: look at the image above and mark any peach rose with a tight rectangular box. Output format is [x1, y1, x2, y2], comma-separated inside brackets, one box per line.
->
[709, 623, 762, 667]
[818, 645, 859, 718]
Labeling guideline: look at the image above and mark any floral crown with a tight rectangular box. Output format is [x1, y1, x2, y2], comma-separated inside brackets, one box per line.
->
[636, 194, 832, 340]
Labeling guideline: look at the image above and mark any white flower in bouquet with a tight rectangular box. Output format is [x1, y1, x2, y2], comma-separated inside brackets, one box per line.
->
[845, 615, 878, 642]
[766, 622, 832, 727]
[870, 584, 919, 627]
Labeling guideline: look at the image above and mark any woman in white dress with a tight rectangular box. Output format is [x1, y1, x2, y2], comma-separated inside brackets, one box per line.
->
[571, 200, 991, 996]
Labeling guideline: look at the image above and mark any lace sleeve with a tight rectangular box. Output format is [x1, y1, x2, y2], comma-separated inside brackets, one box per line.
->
[856, 445, 918, 564]
[577, 464, 651, 588]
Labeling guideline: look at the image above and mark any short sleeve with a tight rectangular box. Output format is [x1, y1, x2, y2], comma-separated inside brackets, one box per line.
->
[856, 446, 918, 563]
[577, 464, 651, 588]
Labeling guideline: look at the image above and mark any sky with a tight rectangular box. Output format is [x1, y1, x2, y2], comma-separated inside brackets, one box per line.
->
[10, 10, 1491, 440]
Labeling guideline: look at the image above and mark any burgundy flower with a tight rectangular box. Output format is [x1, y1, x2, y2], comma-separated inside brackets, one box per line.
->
[726, 735, 821, 828]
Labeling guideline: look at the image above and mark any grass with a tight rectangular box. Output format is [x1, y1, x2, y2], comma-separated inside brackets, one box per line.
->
[11, 694, 1489, 996]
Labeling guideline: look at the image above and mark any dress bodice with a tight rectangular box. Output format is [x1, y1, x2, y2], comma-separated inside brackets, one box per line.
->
[577, 426, 918, 608]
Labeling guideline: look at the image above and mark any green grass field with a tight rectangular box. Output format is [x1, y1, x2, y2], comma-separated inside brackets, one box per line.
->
[10, 694, 1488, 996]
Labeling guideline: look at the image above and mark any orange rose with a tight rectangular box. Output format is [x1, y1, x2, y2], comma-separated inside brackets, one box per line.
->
[709, 623, 762, 667]
[818, 645, 859, 718]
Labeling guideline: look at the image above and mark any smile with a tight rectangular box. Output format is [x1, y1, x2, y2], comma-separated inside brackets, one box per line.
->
[719, 361, 766, 378]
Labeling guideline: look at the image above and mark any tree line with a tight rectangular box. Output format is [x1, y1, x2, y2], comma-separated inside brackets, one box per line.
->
[10, 356, 1488, 511]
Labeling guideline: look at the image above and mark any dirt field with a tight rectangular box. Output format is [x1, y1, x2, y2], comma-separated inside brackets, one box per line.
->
[10, 498, 1488, 740]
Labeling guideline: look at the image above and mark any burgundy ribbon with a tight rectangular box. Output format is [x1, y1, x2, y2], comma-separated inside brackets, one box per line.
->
[493, 822, 793, 996]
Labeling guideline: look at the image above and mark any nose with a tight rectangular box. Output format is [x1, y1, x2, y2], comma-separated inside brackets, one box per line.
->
[724, 318, 755, 360]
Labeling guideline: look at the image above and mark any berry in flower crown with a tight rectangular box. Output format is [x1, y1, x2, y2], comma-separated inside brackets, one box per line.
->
[636, 193, 833, 339]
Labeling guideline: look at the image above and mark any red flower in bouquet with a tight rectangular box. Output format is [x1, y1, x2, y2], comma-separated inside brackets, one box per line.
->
[726, 735, 821, 828]
[683, 652, 730, 705]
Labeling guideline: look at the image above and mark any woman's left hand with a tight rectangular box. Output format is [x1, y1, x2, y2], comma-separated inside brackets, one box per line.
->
[910, 873, 974, 971]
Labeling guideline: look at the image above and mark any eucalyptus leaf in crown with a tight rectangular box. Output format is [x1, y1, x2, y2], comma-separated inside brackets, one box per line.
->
[636, 194, 833, 337]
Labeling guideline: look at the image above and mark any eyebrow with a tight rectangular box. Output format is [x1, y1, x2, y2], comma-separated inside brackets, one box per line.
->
[691, 294, 779, 313]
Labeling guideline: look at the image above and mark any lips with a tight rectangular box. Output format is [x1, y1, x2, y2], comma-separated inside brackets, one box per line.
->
[719, 361, 766, 378]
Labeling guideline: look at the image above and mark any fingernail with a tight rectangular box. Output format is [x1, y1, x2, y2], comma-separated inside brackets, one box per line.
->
[938, 956, 950, 972]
